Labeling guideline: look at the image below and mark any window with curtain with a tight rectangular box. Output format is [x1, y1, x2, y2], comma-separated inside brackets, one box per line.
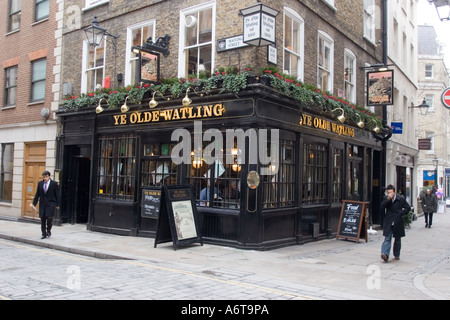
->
[180, 4, 214, 78]
[97, 134, 136, 200]
[31, 59, 46, 102]
[283, 9, 304, 80]
[0, 144, 14, 203]
[35, 0, 49, 21]
[4, 66, 18, 107]
[8, 0, 21, 32]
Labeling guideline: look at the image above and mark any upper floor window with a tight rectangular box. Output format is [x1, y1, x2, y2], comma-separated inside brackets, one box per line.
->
[81, 39, 106, 93]
[1, 144, 14, 203]
[283, 8, 304, 81]
[84, 0, 109, 9]
[318, 31, 334, 92]
[125, 20, 155, 86]
[4, 66, 18, 107]
[364, 0, 376, 43]
[425, 64, 434, 79]
[30, 59, 46, 102]
[8, 0, 21, 32]
[179, 2, 215, 78]
[344, 49, 356, 103]
[35, 0, 49, 21]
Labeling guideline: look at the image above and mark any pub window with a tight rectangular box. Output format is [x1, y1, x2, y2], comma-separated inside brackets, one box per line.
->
[141, 143, 178, 187]
[8, 0, 21, 32]
[81, 39, 106, 94]
[30, 59, 46, 102]
[344, 49, 356, 103]
[317, 31, 334, 92]
[283, 8, 304, 81]
[125, 20, 155, 86]
[187, 134, 241, 209]
[332, 149, 343, 202]
[262, 139, 296, 209]
[0, 144, 14, 203]
[4, 66, 18, 108]
[35, 0, 49, 22]
[97, 134, 136, 200]
[302, 143, 328, 205]
[179, 3, 215, 78]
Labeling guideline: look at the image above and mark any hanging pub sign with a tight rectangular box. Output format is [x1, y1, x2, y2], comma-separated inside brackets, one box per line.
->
[367, 70, 394, 106]
[240, 3, 278, 46]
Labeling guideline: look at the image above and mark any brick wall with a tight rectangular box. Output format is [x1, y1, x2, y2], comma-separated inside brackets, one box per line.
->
[0, 0, 58, 125]
[61, 0, 383, 108]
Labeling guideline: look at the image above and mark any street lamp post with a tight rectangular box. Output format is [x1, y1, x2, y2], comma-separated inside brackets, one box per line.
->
[409, 98, 430, 116]
[432, 157, 439, 188]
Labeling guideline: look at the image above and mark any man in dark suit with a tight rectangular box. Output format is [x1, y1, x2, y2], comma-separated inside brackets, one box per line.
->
[31, 171, 60, 239]
[380, 184, 411, 262]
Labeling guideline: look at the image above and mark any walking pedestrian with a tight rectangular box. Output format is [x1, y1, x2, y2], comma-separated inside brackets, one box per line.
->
[420, 188, 437, 228]
[31, 171, 60, 239]
[380, 184, 411, 262]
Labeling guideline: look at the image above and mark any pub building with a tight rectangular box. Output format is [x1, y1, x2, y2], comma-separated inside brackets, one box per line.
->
[56, 0, 387, 249]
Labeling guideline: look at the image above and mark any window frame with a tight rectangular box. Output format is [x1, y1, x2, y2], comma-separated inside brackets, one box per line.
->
[317, 31, 334, 93]
[125, 20, 156, 86]
[425, 64, 434, 79]
[4, 66, 18, 108]
[35, 0, 49, 22]
[283, 8, 304, 81]
[363, 0, 376, 43]
[344, 49, 356, 103]
[8, 0, 21, 32]
[81, 39, 107, 94]
[178, 1, 216, 78]
[30, 58, 47, 103]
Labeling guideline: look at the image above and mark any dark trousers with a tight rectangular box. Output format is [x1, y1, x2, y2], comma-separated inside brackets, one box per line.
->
[41, 217, 53, 236]
[424, 212, 433, 226]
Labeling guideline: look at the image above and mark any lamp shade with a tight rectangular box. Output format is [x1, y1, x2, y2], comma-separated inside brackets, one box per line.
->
[240, 4, 278, 46]
[84, 16, 106, 47]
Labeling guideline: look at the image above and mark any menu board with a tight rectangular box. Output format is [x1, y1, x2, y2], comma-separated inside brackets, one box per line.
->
[141, 188, 162, 218]
[336, 200, 367, 243]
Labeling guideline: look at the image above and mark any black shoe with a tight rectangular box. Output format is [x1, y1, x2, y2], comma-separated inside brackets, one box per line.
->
[428, 225, 431, 228]
[47, 231, 51, 238]
[425, 223, 428, 228]
[41, 235, 47, 239]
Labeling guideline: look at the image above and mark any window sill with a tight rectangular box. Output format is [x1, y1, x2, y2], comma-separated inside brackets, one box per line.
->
[1, 105, 16, 110]
[5, 29, 20, 37]
[31, 18, 49, 27]
[27, 100, 45, 106]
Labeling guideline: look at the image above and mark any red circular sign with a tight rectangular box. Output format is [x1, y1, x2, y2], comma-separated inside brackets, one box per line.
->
[442, 87, 450, 110]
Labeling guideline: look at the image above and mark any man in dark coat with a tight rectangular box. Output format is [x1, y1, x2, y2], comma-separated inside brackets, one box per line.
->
[380, 184, 411, 262]
[420, 188, 437, 228]
[31, 171, 60, 239]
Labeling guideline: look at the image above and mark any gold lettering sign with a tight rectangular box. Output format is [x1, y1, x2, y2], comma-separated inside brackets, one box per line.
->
[113, 104, 226, 126]
[299, 114, 355, 138]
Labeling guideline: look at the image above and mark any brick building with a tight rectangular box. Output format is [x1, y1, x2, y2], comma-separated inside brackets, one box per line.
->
[56, 0, 389, 248]
[0, 1, 63, 220]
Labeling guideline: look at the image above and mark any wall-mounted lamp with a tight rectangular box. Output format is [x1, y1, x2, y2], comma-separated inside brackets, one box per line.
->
[84, 16, 118, 48]
[332, 107, 346, 123]
[427, 0, 450, 21]
[120, 96, 130, 113]
[356, 114, 365, 128]
[409, 98, 430, 116]
[96, 98, 107, 114]
[149, 91, 170, 108]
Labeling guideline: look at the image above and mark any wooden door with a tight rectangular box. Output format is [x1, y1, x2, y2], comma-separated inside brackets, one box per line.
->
[22, 143, 46, 219]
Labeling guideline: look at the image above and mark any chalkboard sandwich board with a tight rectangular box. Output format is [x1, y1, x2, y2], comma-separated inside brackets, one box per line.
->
[154, 185, 203, 250]
[141, 188, 163, 218]
[336, 200, 368, 243]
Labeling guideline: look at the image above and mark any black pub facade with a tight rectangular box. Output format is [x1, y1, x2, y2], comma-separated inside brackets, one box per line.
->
[57, 0, 386, 249]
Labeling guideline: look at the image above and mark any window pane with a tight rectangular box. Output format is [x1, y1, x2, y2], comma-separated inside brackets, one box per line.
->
[185, 13, 198, 47]
[285, 16, 292, 50]
[199, 9, 212, 44]
[36, 0, 49, 21]
[199, 45, 212, 75]
[32, 60, 46, 81]
[31, 81, 45, 101]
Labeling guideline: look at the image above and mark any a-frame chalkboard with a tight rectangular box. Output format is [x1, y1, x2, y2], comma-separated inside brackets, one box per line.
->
[154, 185, 203, 250]
[336, 200, 368, 243]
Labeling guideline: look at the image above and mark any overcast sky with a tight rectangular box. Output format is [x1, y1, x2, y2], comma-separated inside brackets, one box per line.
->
[417, 0, 450, 69]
